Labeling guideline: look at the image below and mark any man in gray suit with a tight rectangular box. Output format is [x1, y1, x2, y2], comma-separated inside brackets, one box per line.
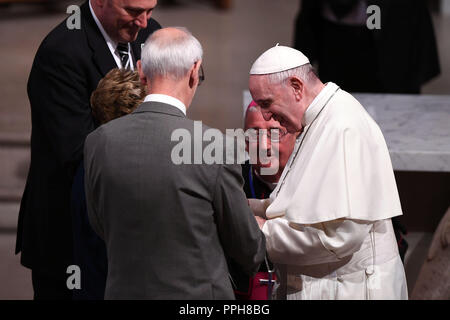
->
[84, 27, 265, 299]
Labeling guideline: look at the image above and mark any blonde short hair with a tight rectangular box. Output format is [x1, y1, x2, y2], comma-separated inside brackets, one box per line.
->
[90, 68, 147, 125]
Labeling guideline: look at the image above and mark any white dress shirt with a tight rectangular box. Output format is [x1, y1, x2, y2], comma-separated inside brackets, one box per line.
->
[89, 0, 134, 70]
[144, 94, 187, 116]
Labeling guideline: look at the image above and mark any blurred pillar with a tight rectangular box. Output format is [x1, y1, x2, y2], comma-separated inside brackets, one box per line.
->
[442, 0, 450, 15]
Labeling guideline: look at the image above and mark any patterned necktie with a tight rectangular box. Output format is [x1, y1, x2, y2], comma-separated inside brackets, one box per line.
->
[117, 42, 131, 70]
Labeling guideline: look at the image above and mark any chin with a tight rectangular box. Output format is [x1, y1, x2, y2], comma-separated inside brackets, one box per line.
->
[258, 159, 280, 175]
[120, 31, 139, 43]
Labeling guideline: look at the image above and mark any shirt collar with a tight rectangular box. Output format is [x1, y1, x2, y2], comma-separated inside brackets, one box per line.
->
[89, 1, 119, 54]
[144, 94, 187, 115]
[302, 82, 339, 127]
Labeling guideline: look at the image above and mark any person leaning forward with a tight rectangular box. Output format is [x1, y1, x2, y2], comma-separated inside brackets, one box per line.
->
[248, 45, 408, 300]
[16, 0, 161, 299]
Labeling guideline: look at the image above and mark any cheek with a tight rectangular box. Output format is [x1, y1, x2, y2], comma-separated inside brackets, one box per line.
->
[278, 146, 287, 158]
[117, 13, 134, 27]
[120, 18, 132, 28]
[282, 103, 296, 119]
[274, 101, 290, 116]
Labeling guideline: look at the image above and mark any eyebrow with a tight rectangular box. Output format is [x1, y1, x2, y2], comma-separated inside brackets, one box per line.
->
[125, 6, 154, 12]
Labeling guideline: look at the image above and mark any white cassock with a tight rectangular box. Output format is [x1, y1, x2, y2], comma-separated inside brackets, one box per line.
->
[261, 82, 408, 300]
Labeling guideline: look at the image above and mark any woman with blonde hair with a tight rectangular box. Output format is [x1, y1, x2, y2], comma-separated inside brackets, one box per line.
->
[71, 68, 146, 299]
[90, 68, 147, 125]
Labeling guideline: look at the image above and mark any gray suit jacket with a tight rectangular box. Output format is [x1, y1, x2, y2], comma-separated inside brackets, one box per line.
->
[84, 101, 265, 299]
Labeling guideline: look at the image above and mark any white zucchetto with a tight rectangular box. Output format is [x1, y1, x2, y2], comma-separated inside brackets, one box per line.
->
[250, 44, 310, 75]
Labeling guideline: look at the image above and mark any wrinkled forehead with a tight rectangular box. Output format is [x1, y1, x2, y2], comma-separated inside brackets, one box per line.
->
[249, 74, 278, 103]
[249, 74, 268, 93]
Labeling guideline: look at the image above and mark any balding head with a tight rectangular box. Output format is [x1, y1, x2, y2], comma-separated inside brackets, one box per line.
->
[140, 27, 203, 81]
[244, 105, 262, 130]
[137, 27, 203, 109]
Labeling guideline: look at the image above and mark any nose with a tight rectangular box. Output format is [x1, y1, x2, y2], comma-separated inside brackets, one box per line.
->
[261, 110, 273, 121]
[135, 12, 149, 29]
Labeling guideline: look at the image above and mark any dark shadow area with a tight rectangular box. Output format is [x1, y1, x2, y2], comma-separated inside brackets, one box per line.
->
[395, 171, 450, 232]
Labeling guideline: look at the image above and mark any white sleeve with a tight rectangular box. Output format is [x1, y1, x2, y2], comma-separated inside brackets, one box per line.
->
[262, 217, 373, 266]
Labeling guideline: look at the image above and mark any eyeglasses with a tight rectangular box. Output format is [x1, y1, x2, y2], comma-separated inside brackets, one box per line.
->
[245, 128, 288, 143]
[198, 65, 205, 86]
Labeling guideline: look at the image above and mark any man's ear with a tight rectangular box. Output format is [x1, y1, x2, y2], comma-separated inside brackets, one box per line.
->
[189, 60, 201, 88]
[289, 76, 304, 101]
[137, 60, 147, 86]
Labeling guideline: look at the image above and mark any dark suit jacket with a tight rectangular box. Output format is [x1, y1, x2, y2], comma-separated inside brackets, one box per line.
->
[70, 163, 107, 299]
[84, 101, 266, 299]
[16, 1, 161, 275]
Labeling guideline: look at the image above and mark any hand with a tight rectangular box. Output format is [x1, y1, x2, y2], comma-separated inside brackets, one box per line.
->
[248, 198, 271, 218]
[255, 216, 267, 229]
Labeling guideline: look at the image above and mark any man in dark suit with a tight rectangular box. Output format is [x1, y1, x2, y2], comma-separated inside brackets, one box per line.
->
[16, 0, 160, 299]
[84, 27, 266, 299]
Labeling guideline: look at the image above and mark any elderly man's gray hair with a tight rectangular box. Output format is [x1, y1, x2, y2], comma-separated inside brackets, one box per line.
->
[267, 63, 316, 85]
[141, 27, 203, 80]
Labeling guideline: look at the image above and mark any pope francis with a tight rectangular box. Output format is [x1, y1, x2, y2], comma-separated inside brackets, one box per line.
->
[248, 45, 408, 300]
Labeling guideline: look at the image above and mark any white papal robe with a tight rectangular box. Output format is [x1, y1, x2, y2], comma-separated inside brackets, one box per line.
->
[262, 82, 408, 300]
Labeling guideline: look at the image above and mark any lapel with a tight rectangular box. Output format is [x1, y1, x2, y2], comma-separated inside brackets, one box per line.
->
[132, 101, 187, 118]
[81, 1, 116, 77]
